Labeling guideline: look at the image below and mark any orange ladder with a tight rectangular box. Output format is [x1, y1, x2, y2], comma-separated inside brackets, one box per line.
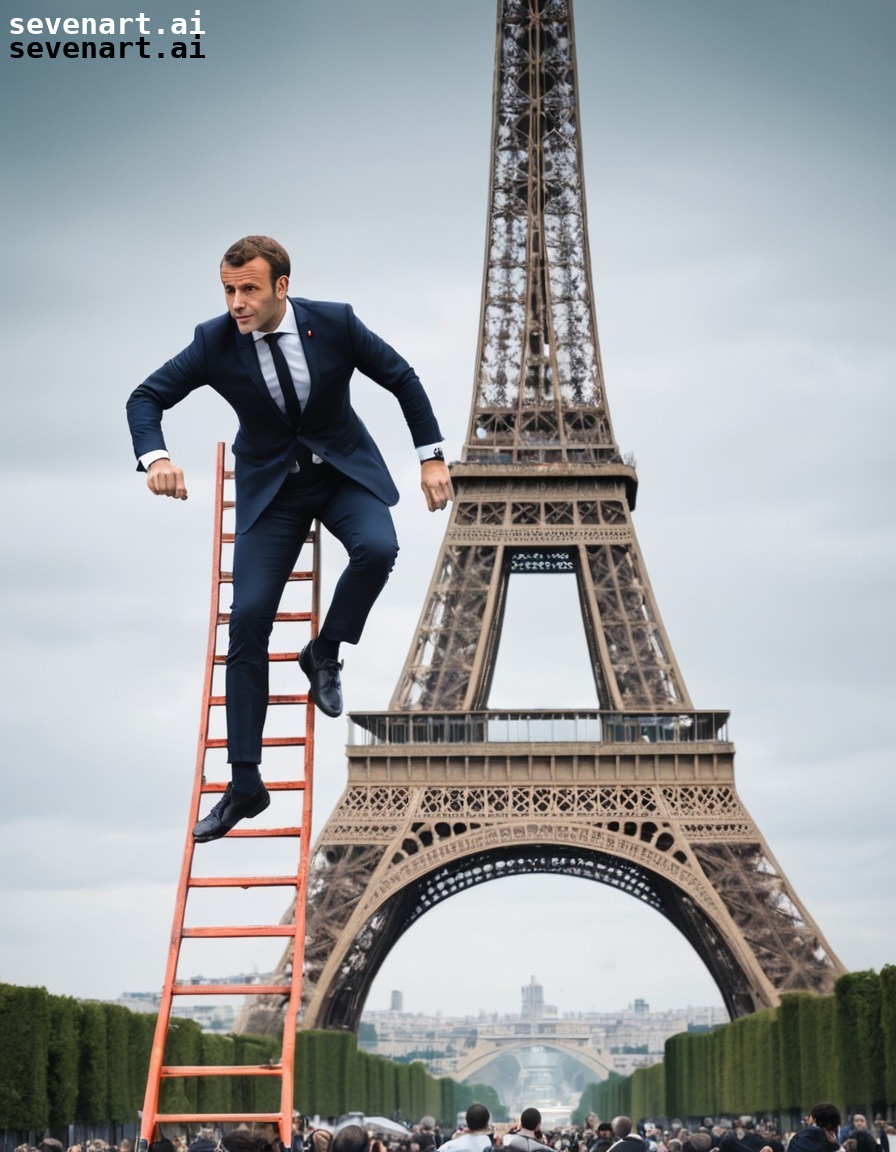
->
[139, 443, 318, 1151]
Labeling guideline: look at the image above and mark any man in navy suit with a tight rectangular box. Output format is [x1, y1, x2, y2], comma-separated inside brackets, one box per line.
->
[127, 235, 453, 841]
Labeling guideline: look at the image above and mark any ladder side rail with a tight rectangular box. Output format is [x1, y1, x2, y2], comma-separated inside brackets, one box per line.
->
[139, 443, 229, 1145]
[276, 527, 320, 1139]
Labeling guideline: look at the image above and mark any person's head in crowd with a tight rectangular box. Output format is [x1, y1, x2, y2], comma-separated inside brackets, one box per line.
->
[222, 1133, 268, 1152]
[809, 1106, 842, 1136]
[520, 1110, 542, 1135]
[332, 1128, 369, 1152]
[466, 1105, 491, 1133]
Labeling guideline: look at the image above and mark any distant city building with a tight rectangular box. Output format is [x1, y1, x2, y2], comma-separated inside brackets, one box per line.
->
[115, 990, 239, 1031]
[521, 976, 547, 1024]
[359, 978, 727, 1082]
[110, 978, 726, 1073]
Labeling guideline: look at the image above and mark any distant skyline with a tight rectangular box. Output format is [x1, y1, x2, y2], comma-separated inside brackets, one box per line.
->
[2, 0, 894, 1017]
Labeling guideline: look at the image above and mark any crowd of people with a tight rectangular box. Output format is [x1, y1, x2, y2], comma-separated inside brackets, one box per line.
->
[17, 1104, 895, 1152]
[432, 1106, 894, 1152]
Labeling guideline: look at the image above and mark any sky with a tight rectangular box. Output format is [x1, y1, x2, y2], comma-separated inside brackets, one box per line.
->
[1, 0, 894, 1024]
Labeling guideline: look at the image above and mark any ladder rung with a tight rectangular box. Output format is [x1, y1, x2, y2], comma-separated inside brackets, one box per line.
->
[155, 1113, 285, 1124]
[218, 571, 315, 583]
[201, 740, 307, 753]
[172, 983, 292, 996]
[161, 1064, 283, 1077]
[199, 780, 305, 795]
[183, 925, 297, 938]
[217, 611, 312, 624]
[188, 875, 298, 888]
[208, 694, 308, 707]
[226, 826, 302, 838]
[213, 651, 303, 664]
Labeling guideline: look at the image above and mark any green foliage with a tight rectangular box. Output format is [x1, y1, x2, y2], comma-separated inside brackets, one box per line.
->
[0, 984, 493, 1130]
[629, 1062, 665, 1121]
[754, 1008, 780, 1113]
[127, 1011, 155, 1115]
[159, 1016, 202, 1116]
[777, 993, 804, 1108]
[880, 965, 896, 1106]
[578, 1071, 629, 1121]
[78, 1001, 110, 1121]
[47, 995, 81, 1125]
[799, 991, 838, 1104]
[104, 1004, 135, 1122]
[233, 1034, 281, 1115]
[835, 970, 885, 1110]
[295, 1026, 315, 1117]
[198, 1032, 235, 1114]
[576, 970, 896, 1122]
[0, 984, 51, 1128]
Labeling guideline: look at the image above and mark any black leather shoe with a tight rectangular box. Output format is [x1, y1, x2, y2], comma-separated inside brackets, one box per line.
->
[192, 782, 270, 843]
[299, 643, 344, 717]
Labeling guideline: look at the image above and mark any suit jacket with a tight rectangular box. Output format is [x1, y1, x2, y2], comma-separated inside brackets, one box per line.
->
[126, 297, 443, 533]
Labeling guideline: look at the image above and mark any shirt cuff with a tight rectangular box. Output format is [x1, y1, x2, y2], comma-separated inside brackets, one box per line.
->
[417, 443, 445, 463]
[139, 449, 170, 470]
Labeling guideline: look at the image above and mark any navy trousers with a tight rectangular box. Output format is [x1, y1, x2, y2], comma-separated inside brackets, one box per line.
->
[225, 465, 399, 764]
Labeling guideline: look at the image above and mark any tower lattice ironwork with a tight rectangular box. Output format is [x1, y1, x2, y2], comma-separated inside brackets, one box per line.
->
[235, 0, 843, 1037]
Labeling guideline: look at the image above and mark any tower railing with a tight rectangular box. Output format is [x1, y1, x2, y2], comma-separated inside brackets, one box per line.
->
[348, 710, 730, 746]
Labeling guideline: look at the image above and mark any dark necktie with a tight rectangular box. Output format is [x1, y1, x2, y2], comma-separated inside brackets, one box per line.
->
[263, 332, 302, 426]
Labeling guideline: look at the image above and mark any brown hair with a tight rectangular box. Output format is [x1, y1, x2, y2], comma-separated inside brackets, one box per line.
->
[221, 235, 290, 286]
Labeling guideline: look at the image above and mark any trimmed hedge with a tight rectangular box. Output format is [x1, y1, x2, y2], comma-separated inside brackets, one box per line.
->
[0, 984, 500, 1129]
[578, 967, 896, 1121]
[0, 984, 50, 1128]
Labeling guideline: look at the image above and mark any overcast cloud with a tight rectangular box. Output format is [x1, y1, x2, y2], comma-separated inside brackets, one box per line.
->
[1, 0, 894, 1019]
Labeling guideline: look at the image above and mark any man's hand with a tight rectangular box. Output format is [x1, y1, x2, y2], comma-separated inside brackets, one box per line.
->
[146, 458, 188, 500]
[420, 458, 453, 512]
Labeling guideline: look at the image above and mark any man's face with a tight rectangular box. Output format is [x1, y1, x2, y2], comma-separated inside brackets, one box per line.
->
[221, 256, 288, 333]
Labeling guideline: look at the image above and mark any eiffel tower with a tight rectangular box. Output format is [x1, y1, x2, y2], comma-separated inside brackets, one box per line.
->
[236, 0, 843, 1036]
